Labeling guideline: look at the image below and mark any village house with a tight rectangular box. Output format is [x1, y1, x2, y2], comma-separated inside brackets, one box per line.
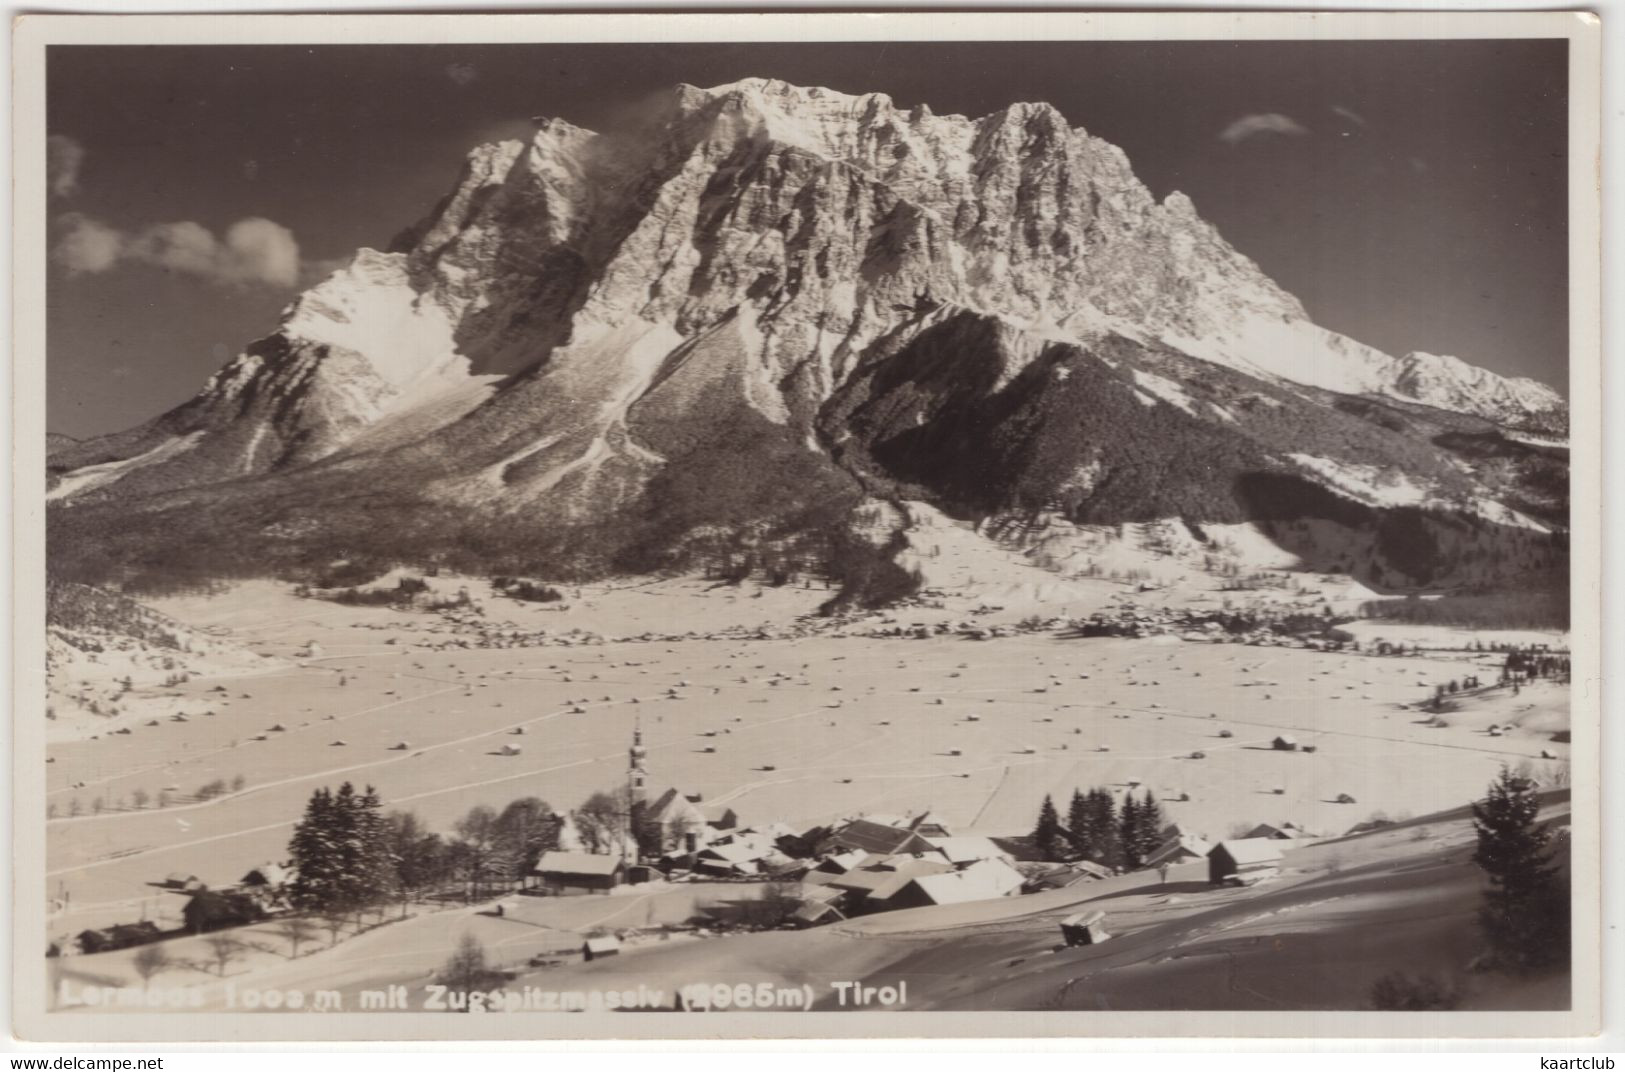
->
[804, 852, 955, 915]
[883, 857, 1025, 910]
[922, 836, 1011, 868]
[182, 889, 266, 935]
[237, 862, 291, 910]
[532, 851, 626, 895]
[1146, 834, 1213, 869]
[73, 921, 163, 956]
[1242, 823, 1299, 841]
[824, 817, 937, 857]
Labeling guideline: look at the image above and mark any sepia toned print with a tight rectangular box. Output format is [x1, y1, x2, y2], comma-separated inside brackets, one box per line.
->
[13, 10, 1601, 1042]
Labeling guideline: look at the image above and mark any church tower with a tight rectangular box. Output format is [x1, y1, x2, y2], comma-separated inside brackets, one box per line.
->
[628, 715, 648, 804]
[625, 715, 650, 865]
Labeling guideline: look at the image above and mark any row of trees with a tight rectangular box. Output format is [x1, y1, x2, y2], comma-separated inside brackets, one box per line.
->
[50, 775, 249, 819]
[1502, 651, 1570, 682]
[286, 784, 574, 917]
[1032, 788, 1166, 870]
[284, 781, 666, 922]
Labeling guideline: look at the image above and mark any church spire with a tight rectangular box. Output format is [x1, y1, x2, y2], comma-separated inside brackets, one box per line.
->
[628, 713, 648, 804]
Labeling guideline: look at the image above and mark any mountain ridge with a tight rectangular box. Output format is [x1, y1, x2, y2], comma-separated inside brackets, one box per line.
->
[46, 78, 1567, 600]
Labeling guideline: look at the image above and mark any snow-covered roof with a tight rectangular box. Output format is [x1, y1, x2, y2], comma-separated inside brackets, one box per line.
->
[534, 851, 624, 877]
[824, 854, 952, 898]
[904, 858, 1025, 905]
[924, 836, 1009, 866]
[240, 862, 290, 886]
[1146, 836, 1212, 867]
[1213, 839, 1285, 866]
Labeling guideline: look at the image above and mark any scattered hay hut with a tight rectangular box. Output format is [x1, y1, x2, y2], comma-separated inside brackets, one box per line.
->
[1335, 793, 1358, 804]
[1060, 910, 1111, 947]
[1218, 729, 1234, 738]
[582, 935, 621, 961]
[499, 744, 523, 756]
[1272, 735, 1299, 752]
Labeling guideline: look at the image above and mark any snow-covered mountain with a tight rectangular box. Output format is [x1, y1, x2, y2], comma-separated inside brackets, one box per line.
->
[47, 78, 1567, 597]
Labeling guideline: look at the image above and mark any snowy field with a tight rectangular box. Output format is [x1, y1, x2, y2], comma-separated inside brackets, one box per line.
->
[45, 576, 1569, 941]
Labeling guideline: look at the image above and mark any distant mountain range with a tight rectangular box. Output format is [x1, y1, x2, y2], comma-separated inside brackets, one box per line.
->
[47, 78, 1567, 600]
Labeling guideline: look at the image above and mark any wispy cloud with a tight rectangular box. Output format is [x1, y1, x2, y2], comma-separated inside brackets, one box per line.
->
[1331, 104, 1369, 128]
[1218, 113, 1309, 146]
[47, 135, 85, 198]
[52, 213, 303, 289]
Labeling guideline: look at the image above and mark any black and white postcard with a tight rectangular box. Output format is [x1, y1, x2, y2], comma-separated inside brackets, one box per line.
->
[11, 10, 1603, 1042]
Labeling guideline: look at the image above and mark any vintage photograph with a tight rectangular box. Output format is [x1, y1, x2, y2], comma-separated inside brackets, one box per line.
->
[15, 11, 1600, 1041]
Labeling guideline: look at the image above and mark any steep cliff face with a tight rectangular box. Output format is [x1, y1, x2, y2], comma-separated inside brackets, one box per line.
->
[47, 78, 1567, 591]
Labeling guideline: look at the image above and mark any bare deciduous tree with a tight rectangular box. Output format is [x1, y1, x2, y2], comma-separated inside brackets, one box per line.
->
[203, 933, 247, 977]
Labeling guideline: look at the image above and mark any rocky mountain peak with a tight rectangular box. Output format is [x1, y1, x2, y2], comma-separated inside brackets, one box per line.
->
[49, 78, 1566, 598]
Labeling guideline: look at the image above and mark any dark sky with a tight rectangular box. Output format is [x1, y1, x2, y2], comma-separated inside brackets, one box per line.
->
[46, 39, 1568, 439]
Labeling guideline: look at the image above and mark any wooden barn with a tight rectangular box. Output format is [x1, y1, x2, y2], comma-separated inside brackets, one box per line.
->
[1207, 840, 1285, 886]
[582, 935, 621, 961]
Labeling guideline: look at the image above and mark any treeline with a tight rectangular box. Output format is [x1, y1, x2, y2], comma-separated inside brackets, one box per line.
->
[1502, 650, 1570, 682]
[285, 783, 563, 917]
[305, 576, 430, 607]
[492, 577, 564, 603]
[283, 781, 658, 920]
[1032, 787, 1166, 870]
[46, 581, 185, 648]
[47, 421, 926, 613]
[1359, 590, 1569, 631]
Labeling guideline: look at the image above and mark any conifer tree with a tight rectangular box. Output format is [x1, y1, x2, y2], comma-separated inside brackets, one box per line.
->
[287, 782, 394, 916]
[1087, 788, 1119, 868]
[354, 785, 397, 918]
[1136, 790, 1166, 863]
[1471, 766, 1569, 973]
[288, 787, 341, 913]
[1066, 789, 1090, 860]
[1033, 794, 1062, 862]
[1118, 794, 1144, 868]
